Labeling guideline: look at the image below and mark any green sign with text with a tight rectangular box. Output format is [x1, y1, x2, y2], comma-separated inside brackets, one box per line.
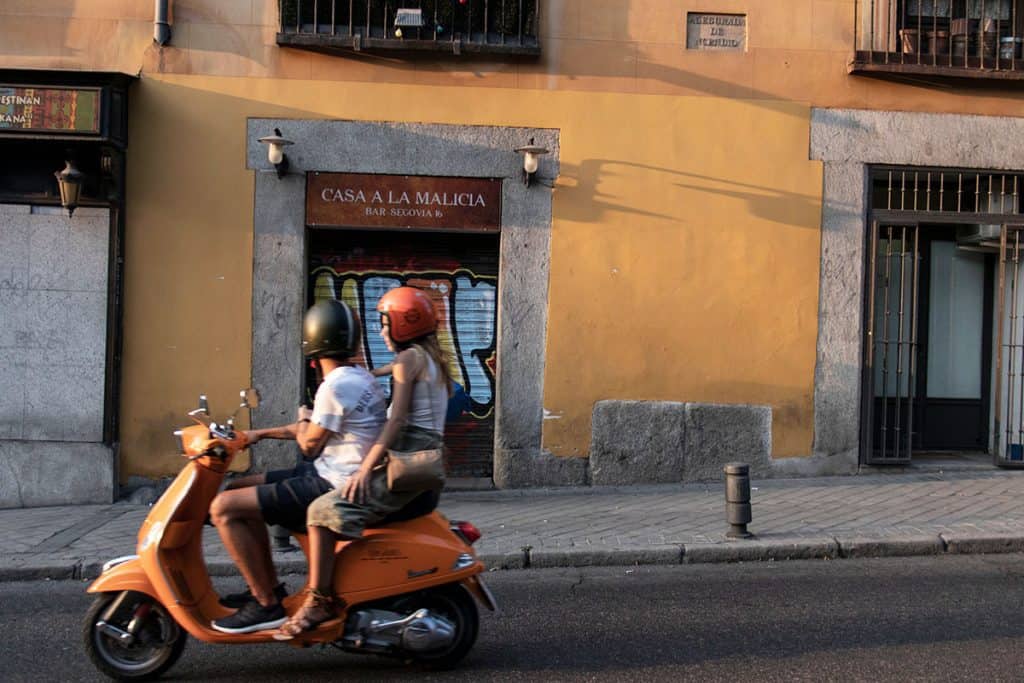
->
[0, 86, 101, 133]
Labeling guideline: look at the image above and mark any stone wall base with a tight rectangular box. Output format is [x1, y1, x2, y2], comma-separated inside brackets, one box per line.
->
[590, 400, 772, 484]
[0, 441, 116, 508]
[493, 447, 589, 488]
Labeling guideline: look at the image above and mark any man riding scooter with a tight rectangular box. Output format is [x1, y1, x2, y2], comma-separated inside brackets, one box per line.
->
[209, 299, 387, 634]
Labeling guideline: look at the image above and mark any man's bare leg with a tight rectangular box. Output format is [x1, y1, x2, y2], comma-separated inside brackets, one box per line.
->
[210, 487, 280, 606]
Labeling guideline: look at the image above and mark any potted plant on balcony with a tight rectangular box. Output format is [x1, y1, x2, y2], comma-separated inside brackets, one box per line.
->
[900, 27, 922, 54]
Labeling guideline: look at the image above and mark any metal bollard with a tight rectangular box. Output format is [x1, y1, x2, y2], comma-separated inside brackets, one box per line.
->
[269, 523, 297, 552]
[724, 462, 753, 539]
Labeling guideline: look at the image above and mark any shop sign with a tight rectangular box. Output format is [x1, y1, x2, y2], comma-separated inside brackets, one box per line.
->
[0, 86, 102, 133]
[307, 173, 502, 232]
[686, 13, 747, 51]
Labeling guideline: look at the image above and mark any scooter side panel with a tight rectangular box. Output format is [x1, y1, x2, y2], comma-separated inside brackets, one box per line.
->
[333, 512, 482, 599]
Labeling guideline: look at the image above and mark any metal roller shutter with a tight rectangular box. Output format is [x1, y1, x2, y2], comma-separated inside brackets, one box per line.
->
[308, 229, 499, 479]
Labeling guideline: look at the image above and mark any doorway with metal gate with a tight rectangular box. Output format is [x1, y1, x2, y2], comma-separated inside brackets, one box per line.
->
[861, 167, 1024, 467]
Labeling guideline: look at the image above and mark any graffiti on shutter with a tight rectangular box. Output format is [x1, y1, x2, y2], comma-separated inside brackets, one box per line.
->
[309, 230, 498, 477]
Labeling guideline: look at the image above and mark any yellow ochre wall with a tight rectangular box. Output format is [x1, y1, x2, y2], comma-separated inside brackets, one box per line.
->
[2, 1, 1022, 478]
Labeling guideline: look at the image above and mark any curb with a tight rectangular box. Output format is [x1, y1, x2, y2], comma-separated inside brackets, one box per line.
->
[683, 537, 840, 564]
[0, 561, 79, 582]
[529, 545, 683, 569]
[835, 534, 945, 558]
[6, 533, 1024, 582]
[941, 530, 1024, 554]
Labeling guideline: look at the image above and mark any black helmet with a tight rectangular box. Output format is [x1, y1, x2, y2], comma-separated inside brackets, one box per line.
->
[302, 300, 361, 359]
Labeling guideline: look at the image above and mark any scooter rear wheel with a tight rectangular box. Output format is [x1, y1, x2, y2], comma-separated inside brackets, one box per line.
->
[406, 584, 479, 671]
[83, 591, 187, 681]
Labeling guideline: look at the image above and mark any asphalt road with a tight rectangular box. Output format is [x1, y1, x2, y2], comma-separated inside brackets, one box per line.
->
[5, 555, 1024, 682]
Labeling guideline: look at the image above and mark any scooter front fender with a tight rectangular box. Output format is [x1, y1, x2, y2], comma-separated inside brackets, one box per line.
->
[461, 574, 498, 612]
[86, 556, 158, 602]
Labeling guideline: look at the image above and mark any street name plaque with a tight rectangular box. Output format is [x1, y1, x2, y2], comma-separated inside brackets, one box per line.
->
[306, 172, 502, 232]
[686, 13, 747, 51]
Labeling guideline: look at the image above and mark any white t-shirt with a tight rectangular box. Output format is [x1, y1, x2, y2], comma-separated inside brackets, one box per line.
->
[311, 365, 387, 488]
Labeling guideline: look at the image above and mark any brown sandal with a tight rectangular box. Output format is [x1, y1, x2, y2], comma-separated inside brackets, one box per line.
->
[272, 588, 343, 641]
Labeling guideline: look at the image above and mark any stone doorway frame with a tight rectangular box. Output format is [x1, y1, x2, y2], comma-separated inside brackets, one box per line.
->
[245, 119, 562, 487]
[808, 108, 1024, 474]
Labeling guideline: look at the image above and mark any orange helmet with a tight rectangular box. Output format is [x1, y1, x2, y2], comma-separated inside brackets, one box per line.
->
[377, 286, 438, 343]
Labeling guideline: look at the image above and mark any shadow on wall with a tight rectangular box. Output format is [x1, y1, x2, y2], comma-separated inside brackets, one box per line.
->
[671, 171, 830, 229]
[555, 161, 834, 230]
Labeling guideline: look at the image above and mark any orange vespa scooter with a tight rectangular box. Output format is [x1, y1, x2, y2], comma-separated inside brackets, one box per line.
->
[83, 390, 496, 681]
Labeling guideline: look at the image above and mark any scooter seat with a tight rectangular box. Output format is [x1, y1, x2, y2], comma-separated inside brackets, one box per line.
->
[281, 489, 441, 536]
[375, 489, 441, 525]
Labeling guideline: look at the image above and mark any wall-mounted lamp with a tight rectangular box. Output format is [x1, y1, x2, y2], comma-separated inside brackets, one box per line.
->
[258, 128, 294, 178]
[54, 160, 84, 217]
[515, 139, 549, 187]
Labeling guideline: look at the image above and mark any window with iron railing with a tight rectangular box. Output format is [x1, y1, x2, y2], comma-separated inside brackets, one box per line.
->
[870, 167, 1024, 221]
[277, 0, 541, 57]
[852, 0, 1024, 79]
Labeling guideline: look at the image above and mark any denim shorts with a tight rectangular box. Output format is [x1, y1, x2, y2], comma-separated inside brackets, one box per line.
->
[256, 461, 334, 532]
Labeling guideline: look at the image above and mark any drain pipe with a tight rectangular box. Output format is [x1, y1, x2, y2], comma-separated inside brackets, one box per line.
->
[154, 0, 172, 46]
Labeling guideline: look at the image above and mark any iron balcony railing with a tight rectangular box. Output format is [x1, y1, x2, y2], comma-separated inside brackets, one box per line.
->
[852, 0, 1024, 78]
[277, 0, 541, 56]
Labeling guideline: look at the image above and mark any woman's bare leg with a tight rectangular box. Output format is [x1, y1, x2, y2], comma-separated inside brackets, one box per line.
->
[307, 525, 339, 594]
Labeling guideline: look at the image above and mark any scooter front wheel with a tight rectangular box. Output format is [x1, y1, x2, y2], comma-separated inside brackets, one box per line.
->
[83, 591, 187, 681]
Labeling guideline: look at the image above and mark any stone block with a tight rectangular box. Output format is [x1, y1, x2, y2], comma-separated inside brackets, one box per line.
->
[24, 363, 105, 442]
[0, 361, 25, 439]
[683, 403, 771, 482]
[29, 212, 108, 292]
[492, 447, 588, 488]
[0, 207, 29, 299]
[0, 440, 115, 508]
[589, 400, 686, 485]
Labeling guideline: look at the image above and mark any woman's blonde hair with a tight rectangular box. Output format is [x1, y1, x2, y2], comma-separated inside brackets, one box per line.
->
[406, 334, 454, 397]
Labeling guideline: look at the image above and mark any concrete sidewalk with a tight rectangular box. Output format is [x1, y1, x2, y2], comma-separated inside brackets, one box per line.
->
[3, 469, 1024, 581]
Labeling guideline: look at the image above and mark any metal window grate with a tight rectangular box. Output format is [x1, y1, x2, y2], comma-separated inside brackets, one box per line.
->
[865, 222, 920, 464]
[871, 167, 1024, 219]
[995, 225, 1024, 466]
[277, 0, 540, 55]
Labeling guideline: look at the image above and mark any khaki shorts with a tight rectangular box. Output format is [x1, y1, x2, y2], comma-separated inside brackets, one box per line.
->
[306, 426, 443, 538]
